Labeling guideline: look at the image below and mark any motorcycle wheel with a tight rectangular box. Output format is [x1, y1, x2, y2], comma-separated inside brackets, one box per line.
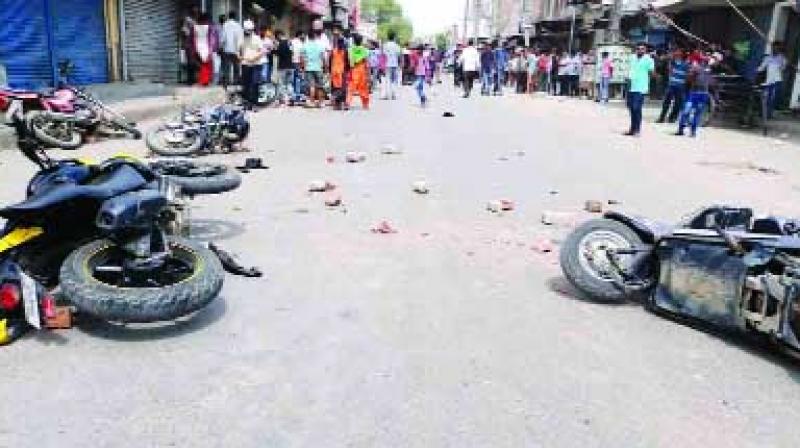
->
[150, 159, 242, 195]
[59, 237, 223, 323]
[560, 218, 645, 302]
[26, 111, 82, 150]
[109, 118, 142, 139]
[146, 126, 206, 157]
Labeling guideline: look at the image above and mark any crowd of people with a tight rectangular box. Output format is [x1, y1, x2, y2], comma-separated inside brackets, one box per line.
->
[179, 8, 448, 110]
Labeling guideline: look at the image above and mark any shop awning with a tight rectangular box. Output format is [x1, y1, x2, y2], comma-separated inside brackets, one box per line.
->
[294, 0, 327, 16]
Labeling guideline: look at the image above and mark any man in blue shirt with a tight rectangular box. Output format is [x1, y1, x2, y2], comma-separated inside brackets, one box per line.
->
[493, 42, 508, 95]
[657, 48, 689, 123]
[480, 42, 495, 95]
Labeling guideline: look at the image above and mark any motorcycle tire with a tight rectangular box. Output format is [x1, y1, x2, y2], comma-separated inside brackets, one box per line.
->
[59, 237, 223, 323]
[560, 218, 645, 302]
[26, 111, 82, 150]
[111, 118, 142, 139]
[146, 126, 206, 157]
[151, 160, 242, 195]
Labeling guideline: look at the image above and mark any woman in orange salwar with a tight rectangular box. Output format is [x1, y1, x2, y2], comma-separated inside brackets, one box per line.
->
[329, 37, 350, 110]
[347, 34, 370, 110]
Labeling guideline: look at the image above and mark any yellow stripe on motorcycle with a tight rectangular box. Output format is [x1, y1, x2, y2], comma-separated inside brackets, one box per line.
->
[112, 153, 141, 162]
[0, 319, 10, 345]
[0, 227, 44, 253]
[76, 157, 96, 165]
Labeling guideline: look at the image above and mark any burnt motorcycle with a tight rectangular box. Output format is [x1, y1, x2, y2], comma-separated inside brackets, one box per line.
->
[560, 205, 800, 358]
[0, 97, 226, 344]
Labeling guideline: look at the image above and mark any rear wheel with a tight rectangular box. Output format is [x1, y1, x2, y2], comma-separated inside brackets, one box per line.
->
[150, 159, 242, 195]
[560, 218, 645, 302]
[146, 125, 205, 157]
[59, 237, 223, 323]
[26, 111, 82, 149]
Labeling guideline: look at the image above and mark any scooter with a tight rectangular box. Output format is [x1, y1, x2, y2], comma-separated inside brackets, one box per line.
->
[560, 205, 800, 359]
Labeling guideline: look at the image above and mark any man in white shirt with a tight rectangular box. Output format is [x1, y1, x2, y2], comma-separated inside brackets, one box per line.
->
[459, 39, 480, 98]
[220, 11, 243, 88]
[239, 20, 264, 107]
[382, 31, 402, 100]
[758, 42, 788, 119]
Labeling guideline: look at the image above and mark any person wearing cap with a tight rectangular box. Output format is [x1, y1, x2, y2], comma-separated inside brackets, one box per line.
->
[239, 19, 265, 107]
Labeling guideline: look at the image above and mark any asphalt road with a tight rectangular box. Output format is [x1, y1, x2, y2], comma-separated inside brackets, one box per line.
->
[2, 83, 800, 448]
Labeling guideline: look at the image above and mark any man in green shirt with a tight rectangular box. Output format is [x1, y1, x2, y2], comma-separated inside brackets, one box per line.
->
[625, 43, 655, 137]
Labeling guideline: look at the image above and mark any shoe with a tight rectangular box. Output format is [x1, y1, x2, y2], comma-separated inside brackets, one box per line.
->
[655, 118, 665, 123]
[674, 131, 685, 136]
[623, 131, 639, 137]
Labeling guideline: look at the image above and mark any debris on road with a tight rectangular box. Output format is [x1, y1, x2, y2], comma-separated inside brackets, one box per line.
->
[497, 156, 509, 161]
[530, 237, 556, 254]
[308, 180, 336, 192]
[345, 151, 367, 163]
[487, 200, 514, 213]
[697, 160, 781, 175]
[294, 207, 310, 214]
[326, 155, 336, 164]
[608, 199, 621, 205]
[371, 221, 398, 234]
[584, 200, 603, 213]
[44, 306, 74, 329]
[549, 190, 559, 195]
[235, 158, 269, 172]
[516, 150, 526, 157]
[324, 194, 342, 207]
[412, 180, 430, 194]
[542, 211, 578, 226]
[381, 144, 403, 155]
[442, 112, 454, 117]
[208, 242, 263, 278]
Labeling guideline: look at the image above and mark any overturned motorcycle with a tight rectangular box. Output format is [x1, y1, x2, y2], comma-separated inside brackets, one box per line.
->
[0, 98, 241, 344]
[560, 206, 800, 359]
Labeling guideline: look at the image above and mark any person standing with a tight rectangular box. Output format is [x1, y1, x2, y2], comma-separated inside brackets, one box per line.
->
[368, 41, 381, 93]
[625, 43, 655, 137]
[274, 30, 294, 103]
[656, 49, 688, 123]
[347, 34, 371, 110]
[303, 29, 326, 108]
[537, 49, 550, 92]
[598, 51, 614, 103]
[493, 42, 508, 95]
[549, 49, 560, 95]
[676, 55, 713, 137]
[181, 6, 199, 85]
[480, 42, 495, 96]
[512, 48, 526, 93]
[239, 20, 264, 107]
[758, 42, 788, 119]
[329, 37, 350, 110]
[213, 15, 225, 85]
[290, 31, 305, 102]
[526, 49, 539, 94]
[453, 45, 464, 88]
[382, 32, 402, 100]
[459, 39, 480, 98]
[220, 11, 243, 89]
[260, 28, 275, 85]
[192, 13, 218, 86]
[557, 51, 569, 96]
[413, 45, 431, 107]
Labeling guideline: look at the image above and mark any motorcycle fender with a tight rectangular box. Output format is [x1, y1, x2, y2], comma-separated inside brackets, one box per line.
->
[603, 211, 669, 244]
[0, 227, 44, 254]
[96, 190, 167, 232]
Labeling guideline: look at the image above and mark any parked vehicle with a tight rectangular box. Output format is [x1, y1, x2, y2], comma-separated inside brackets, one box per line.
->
[0, 97, 229, 344]
[560, 206, 800, 359]
[146, 105, 249, 157]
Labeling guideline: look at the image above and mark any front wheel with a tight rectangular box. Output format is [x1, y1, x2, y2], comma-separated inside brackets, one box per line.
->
[59, 237, 223, 323]
[149, 159, 242, 195]
[146, 125, 206, 157]
[560, 218, 646, 302]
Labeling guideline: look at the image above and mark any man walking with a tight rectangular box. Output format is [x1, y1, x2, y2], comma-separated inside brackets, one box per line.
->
[598, 51, 613, 103]
[290, 31, 305, 102]
[758, 42, 788, 119]
[459, 39, 480, 98]
[220, 11, 243, 89]
[493, 42, 508, 95]
[274, 30, 294, 103]
[625, 43, 655, 137]
[656, 49, 688, 123]
[480, 42, 495, 96]
[676, 55, 713, 137]
[303, 29, 326, 108]
[382, 32, 402, 100]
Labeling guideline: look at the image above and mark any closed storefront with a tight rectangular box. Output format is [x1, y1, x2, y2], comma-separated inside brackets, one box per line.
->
[122, 0, 180, 83]
[0, 0, 108, 88]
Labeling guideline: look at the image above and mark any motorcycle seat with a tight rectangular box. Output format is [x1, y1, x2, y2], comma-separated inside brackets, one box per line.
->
[0, 164, 147, 220]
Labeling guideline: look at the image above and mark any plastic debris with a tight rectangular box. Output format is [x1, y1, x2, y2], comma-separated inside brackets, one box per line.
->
[541, 211, 578, 226]
[487, 199, 514, 213]
[324, 194, 342, 207]
[412, 180, 429, 194]
[371, 221, 397, 234]
[308, 180, 336, 192]
[345, 151, 367, 163]
[585, 200, 603, 213]
[381, 144, 403, 155]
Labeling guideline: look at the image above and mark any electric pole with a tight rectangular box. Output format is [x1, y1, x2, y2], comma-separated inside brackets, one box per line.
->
[463, 0, 470, 42]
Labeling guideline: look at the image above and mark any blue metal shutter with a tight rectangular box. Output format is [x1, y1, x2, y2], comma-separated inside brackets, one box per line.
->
[50, 0, 109, 85]
[0, 0, 53, 88]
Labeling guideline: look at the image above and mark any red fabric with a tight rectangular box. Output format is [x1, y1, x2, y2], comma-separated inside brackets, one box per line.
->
[198, 60, 213, 86]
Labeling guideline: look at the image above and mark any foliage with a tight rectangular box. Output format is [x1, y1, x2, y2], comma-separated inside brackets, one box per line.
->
[361, 0, 414, 44]
[434, 32, 449, 51]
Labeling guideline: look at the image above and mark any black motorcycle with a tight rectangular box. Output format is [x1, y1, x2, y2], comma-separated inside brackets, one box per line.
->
[146, 105, 249, 157]
[560, 205, 800, 359]
[0, 97, 225, 344]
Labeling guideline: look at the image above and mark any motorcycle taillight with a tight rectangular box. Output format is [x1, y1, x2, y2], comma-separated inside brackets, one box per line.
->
[41, 294, 56, 319]
[0, 284, 21, 311]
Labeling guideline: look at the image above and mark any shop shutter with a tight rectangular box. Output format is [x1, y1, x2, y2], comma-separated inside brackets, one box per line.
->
[50, 0, 109, 84]
[0, 0, 53, 88]
[124, 0, 179, 83]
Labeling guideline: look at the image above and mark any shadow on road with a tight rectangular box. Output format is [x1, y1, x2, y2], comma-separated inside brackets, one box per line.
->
[75, 297, 227, 342]
[546, 276, 636, 307]
[189, 219, 246, 241]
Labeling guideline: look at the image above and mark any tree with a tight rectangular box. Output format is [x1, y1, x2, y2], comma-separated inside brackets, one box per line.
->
[434, 32, 449, 51]
[361, 0, 414, 44]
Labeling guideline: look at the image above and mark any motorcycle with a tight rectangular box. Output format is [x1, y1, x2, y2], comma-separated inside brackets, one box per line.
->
[146, 105, 249, 157]
[560, 205, 800, 359]
[0, 97, 226, 344]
